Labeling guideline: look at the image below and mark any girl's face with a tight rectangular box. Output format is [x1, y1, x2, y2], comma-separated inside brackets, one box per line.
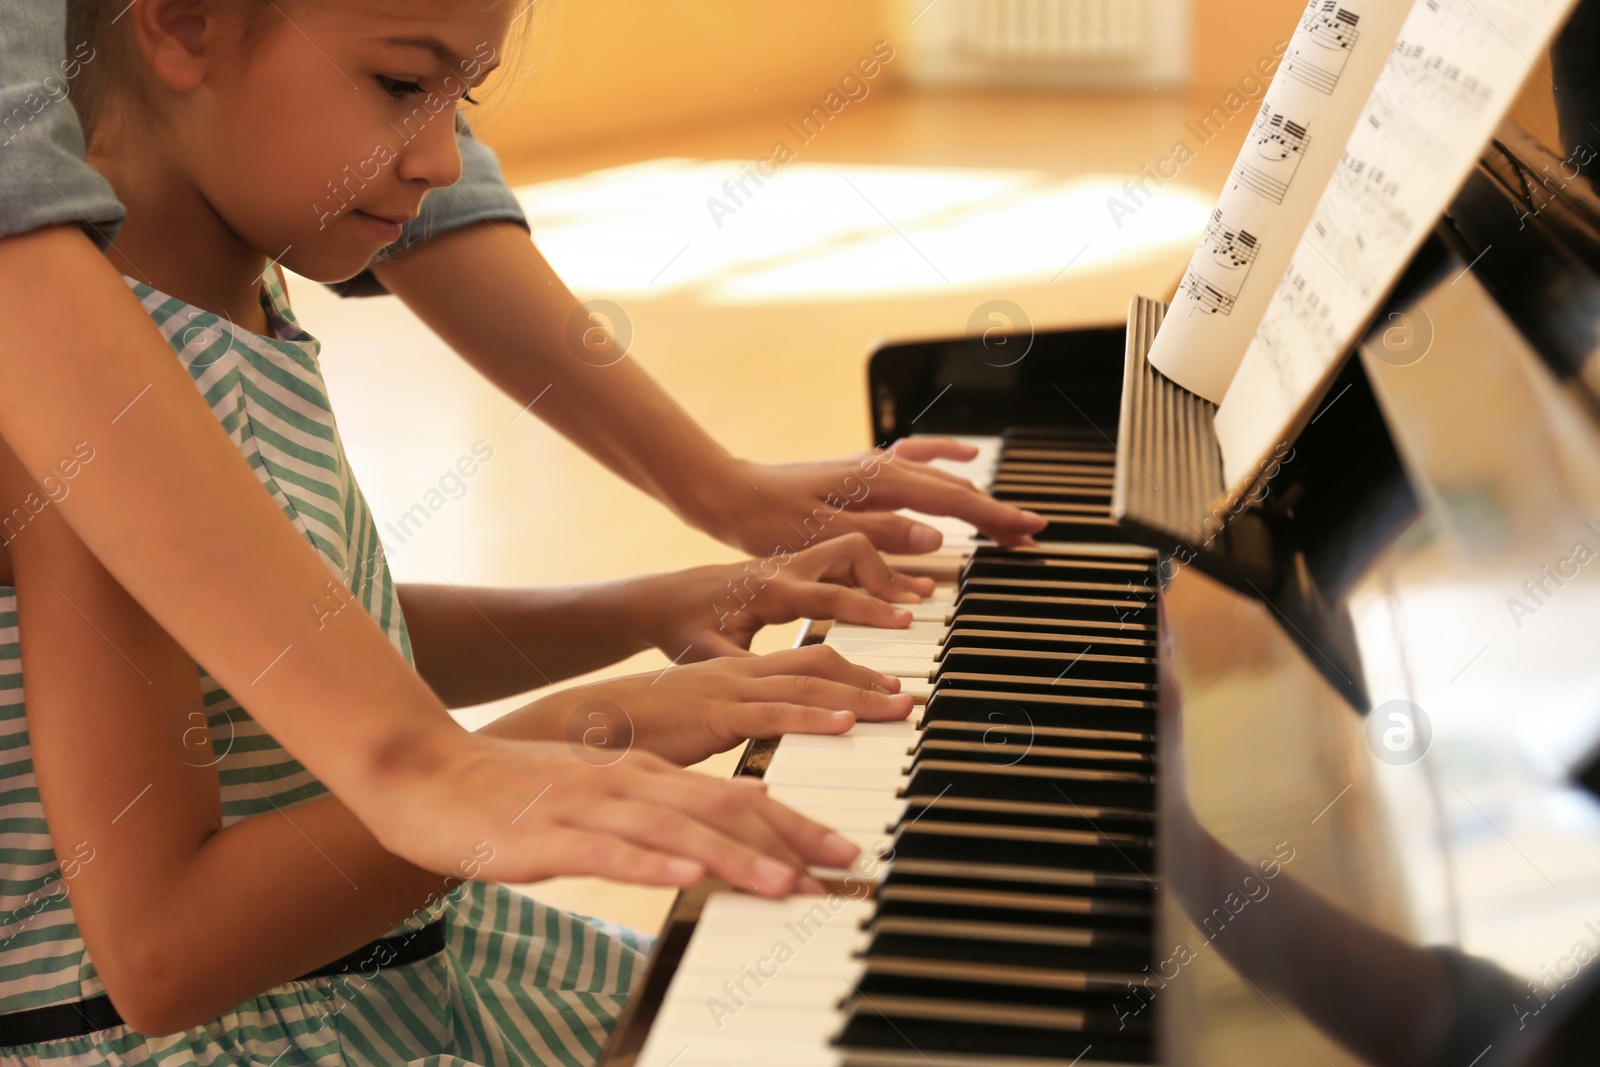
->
[172, 1, 512, 282]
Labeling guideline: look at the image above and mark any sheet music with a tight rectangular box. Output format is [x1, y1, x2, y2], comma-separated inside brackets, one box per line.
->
[1148, 0, 1412, 402]
[1214, 0, 1578, 491]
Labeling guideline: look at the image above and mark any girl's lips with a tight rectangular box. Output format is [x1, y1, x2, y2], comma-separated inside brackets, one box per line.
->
[352, 209, 406, 244]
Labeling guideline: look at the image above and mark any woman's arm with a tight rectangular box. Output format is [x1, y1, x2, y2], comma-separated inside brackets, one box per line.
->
[0, 251, 860, 882]
[3, 443, 861, 1035]
[0, 226, 471, 856]
[370, 221, 1047, 556]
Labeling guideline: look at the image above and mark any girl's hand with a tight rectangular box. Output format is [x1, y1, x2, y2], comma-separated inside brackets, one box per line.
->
[636, 533, 935, 662]
[498, 644, 915, 767]
[690, 438, 1047, 557]
[430, 739, 858, 895]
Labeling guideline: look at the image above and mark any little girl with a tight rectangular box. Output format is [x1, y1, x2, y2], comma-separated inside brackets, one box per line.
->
[0, 0, 920, 1062]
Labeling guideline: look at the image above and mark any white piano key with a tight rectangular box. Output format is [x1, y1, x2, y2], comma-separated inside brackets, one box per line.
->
[831, 655, 933, 678]
[827, 620, 949, 640]
[636, 895, 872, 1067]
[821, 638, 940, 660]
[897, 677, 934, 701]
[765, 748, 909, 789]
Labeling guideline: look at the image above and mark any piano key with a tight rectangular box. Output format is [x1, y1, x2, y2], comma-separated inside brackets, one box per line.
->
[624, 435, 1170, 1067]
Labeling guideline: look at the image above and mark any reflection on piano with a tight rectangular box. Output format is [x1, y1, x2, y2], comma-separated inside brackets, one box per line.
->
[598, 127, 1600, 1067]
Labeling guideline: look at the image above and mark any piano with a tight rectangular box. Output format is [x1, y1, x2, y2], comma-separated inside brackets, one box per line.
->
[595, 118, 1600, 1067]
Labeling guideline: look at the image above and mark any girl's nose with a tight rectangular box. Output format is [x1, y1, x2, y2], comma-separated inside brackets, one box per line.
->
[393, 101, 465, 191]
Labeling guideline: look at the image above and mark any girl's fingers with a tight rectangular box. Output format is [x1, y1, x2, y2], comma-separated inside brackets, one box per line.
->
[575, 794, 805, 895]
[662, 770, 861, 872]
[740, 788, 862, 870]
[819, 532, 927, 603]
[879, 437, 979, 465]
[684, 635, 757, 661]
[771, 581, 911, 631]
[539, 825, 706, 887]
[746, 644, 901, 693]
[739, 675, 914, 723]
[723, 703, 855, 742]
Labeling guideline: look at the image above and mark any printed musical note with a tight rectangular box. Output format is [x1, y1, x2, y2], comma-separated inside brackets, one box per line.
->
[1180, 210, 1263, 316]
[1213, 0, 1575, 491]
[1231, 108, 1313, 203]
[1282, 1, 1362, 94]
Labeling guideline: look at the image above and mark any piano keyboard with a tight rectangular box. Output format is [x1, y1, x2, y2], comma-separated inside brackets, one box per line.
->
[632, 434, 1162, 1067]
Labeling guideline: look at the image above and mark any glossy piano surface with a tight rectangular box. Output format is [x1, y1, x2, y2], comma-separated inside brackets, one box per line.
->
[1154, 139, 1600, 1064]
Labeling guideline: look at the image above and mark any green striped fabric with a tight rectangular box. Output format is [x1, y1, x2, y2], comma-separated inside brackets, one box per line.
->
[0, 272, 649, 1064]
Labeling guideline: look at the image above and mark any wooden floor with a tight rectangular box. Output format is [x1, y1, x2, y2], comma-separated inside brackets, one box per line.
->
[285, 86, 1249, 936]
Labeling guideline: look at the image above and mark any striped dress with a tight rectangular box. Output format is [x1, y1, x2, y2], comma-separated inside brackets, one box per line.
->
[0, 271, 650, 1066]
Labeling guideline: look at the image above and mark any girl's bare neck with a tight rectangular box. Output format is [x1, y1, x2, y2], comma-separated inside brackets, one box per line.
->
[89, 142, 274, 337]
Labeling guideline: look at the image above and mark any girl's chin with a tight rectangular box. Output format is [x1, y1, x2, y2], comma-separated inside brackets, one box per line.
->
[281, 247, 387, 286]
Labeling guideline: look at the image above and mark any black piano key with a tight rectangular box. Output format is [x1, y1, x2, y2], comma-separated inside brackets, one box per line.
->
[918, 719, 1153, 752]
[834, 995, 1151, 1061]
[884, 857, 1155, 896]
[939, 613, 1156, 637]
[903, 759, 1154, 812]
[859, 954, 1147, 997]
[887, 820, 1153, 877]
[910, 738, 1154, 774]
[872, 883, 1152, 931]
[864, 915, 1147, 963]
[896, 793, 1155, 837]
[938, 647, 1155, 683]
[923, 689, 1154, 732]
[989, 486, 1113, 504]
[999, 445, 1117, 462]
[955, 591, 1152, 623]
[940, 629, 1154, 658]
[959, 576, 1154, 600]
[931, 673, 1155, 698]
[962, 555, 1153, 582]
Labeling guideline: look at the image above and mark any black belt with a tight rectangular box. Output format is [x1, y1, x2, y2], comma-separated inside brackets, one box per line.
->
[0, 919, 446, 1046]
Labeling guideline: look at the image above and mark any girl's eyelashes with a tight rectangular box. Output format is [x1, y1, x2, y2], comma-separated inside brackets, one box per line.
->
[376, 75, 481, 105]
[376, 75, 426, 99]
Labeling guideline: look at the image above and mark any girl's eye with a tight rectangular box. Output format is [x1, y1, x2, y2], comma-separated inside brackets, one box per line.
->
[376, 75, 425, 99]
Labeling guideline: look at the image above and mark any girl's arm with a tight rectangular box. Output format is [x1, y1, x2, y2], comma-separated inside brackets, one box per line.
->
[0, 227, 855, 886]
[399, 534, 931, 706]
[370, 221, 1047, 557]
[3, 442, 860, 1036]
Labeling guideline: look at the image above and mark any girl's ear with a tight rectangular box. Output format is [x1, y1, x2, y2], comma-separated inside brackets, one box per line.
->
[128, 0, 217, 94]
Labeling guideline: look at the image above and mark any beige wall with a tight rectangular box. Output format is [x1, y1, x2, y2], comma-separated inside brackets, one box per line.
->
[474, 0, 1318, 163]
[1190, 0, 1304, 91]
[473, 0, 890, 163]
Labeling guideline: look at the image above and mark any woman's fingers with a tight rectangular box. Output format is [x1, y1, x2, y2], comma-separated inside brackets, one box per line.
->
[851, 473, 1045, 549]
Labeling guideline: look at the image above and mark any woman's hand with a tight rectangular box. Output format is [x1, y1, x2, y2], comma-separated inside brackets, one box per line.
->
[689, 438, 1046, 557]
[495, 644, 915, 767]
[633, 533, 935, 661]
